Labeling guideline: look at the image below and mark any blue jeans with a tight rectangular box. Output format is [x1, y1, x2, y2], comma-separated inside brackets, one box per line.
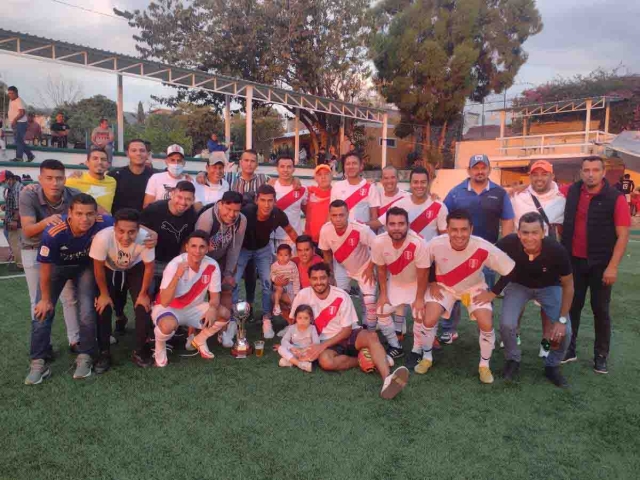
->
[233, 245, 273, 319]
[15, 122, 34, 160]
[499, 282, 571, 367]
[30, 264, 97, 360]
[441, 267, 496, 335]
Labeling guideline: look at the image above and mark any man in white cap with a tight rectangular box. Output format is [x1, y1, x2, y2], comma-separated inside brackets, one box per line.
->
[143, 144, 201, 209]
[200, 152, 230, 205]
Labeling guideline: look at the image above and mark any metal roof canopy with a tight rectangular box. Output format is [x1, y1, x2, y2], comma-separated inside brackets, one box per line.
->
[0, 28, 386, 123]
[489, 96, 620, 118]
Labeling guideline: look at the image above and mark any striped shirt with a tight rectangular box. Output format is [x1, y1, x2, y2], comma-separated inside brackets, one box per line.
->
[225, 172, 271, 199]
[270, 260, 301, 295]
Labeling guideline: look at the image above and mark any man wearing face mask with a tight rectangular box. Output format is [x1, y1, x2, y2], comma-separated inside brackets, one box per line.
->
[144, 144, 202, 209]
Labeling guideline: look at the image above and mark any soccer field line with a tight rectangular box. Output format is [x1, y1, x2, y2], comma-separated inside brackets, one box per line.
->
[0, 274, 25, 280]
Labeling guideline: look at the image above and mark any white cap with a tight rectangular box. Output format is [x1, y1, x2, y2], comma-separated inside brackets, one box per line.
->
[166, 144, 185, 157]
[208, 151, 227, 166]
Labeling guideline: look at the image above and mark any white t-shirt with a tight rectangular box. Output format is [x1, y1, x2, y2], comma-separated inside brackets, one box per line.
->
[273, 180, 308, 239]
[290, 286, 359, 341]
[331, 178, 380, 223]
[380, 197, 448, 241]
[377, 188, 408, 218]
[145, 172, 203, 203]
[371, 230, 430, 305]
[159, 253, 221, 308]
[426, 234, 515, 294]
[200, 178, 230, 205]
[512, 183, 566, 236]
[89, 226, 155, 271]
[9, 98, 27, 123]
[318, 221, 376, 277]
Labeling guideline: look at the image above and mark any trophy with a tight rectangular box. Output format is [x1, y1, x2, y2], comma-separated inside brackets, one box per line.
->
[231, 301, 253, 358]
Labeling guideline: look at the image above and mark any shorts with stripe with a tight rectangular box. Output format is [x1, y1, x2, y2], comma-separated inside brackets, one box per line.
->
[151, 303, 210, 329]
[424, 283, 492, 321]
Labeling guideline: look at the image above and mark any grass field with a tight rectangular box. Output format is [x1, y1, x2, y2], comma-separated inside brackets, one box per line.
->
[2, 246, 640, 480]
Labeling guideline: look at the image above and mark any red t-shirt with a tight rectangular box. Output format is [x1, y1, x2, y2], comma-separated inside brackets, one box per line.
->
[304, 186, 331, 243]
[293, 254, 324, 289]
[560, 183, 631, 258]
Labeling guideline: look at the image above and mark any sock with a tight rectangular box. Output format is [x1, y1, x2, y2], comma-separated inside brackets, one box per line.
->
[196, 321, 227, 345]
[393, 311, 406, 334]
[379, 315, 400, 349]
[479, 329, 495, 367]
[363, 295, 377, 331]
[412, 322, 423, 354]
[422, 325, 436, 362]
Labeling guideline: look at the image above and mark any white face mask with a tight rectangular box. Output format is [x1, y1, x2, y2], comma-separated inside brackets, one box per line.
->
[167, 164, 184, 177]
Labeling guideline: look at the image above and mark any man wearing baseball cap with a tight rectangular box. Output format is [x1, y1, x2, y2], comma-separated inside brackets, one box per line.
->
[143, 144, 202, 209]
[304, 164, 333, 245]
[440, 154, 515, 344]
[200, 152, 230, 205]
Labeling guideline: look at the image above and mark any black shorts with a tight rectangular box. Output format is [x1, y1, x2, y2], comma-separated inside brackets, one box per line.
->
[329, 328, 362, 357]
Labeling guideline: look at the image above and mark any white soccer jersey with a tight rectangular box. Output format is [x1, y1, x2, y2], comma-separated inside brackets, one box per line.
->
[200, 178, 230, 205]
[381, 197, 448, 241]
[145, 172, 203, 203]
[331, 178, 380, 223]
[377, 188, 408, 218]
[158, 253, 221, 309]
[89, 226, 155, 271]
[290, 286, 359, 341]
[371, 231, 430, 305]
[318, 221, 375, 277]
[273, 180, 308, 239]
[512, 183, 566, 236]
[426, 234, 515, 294]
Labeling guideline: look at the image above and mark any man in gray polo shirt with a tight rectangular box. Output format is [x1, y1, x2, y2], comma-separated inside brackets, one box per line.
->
[19, 159, 81, 353]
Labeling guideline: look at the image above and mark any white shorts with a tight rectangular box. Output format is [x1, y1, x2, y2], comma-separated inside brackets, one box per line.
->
[335, 265, 376, 297]
[151, 302, 210, 329]
[377, 303, 410, 316]
[424, 284, 491, 321]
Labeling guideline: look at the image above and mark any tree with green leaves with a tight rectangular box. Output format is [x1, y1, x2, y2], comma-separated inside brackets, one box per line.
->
[116, 0, 372, 154]
[136, 101, 146, 124]
[125, 113, 193, 155]
[54, 95, 117, 146]
[370, 0, 542, 167]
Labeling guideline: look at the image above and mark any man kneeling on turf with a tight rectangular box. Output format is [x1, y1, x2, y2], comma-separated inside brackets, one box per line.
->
[411, 209, 515, 384]
[290, 263, 409, 400]
[152, 230, 230, 367]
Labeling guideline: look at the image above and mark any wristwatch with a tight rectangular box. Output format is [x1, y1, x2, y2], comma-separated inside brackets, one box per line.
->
[558, 316, 568, 325]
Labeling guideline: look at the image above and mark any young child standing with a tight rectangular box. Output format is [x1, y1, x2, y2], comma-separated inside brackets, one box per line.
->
[271, 244, 301, 316]
[277, 304, 319, 373]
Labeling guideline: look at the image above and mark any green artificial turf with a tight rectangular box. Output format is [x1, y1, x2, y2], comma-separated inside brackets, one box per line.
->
[1, 246, 640, 480]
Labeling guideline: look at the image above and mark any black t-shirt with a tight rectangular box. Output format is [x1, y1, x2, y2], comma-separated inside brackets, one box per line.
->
[495, 234, 572, 289]
[241, 203, 289, 250]
[140, 200, 197, 263]
[621, 179, 635, 194]
[50, 122, 70, 134]
[109, 165, 155, 214]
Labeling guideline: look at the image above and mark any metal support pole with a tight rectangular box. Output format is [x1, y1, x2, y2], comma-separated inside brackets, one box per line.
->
[245, 86, 253, 150]
[339, 118, 345, 155]
[585, 98, 592, 150]
[604, 102, 611, 134]
[381, 112, 388, 168]
[224, 95, 231, 157]
[117, 74, 124, 152]
[294, 108, 300, 165]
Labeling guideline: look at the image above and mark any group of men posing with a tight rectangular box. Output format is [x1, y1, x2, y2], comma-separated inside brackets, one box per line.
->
[19, 139, 629, 400]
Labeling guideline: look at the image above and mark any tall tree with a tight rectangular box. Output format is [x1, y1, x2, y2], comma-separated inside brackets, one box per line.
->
[370, 0, 542, 167]
[116, 0, 372, 154]
[136, 101, 146, 124]
[36, 74, 84, 110]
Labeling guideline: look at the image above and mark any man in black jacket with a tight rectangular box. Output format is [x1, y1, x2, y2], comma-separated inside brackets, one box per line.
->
[561, 156, 630, 374]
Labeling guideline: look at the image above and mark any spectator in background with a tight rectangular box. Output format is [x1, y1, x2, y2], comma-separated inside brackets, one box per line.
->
[24, 113, 43, 146]
[0, 119, 6, 158]
[317, 146, 327, 165]
[8, 86, 35, 162]
[91, 118, 115, 163]
[207, 133, 232, 154]
[299, 146, 307, 164]
[620, 173, 635, 212]
[1, 170, 24, 271]
[50, 112, 70, 149]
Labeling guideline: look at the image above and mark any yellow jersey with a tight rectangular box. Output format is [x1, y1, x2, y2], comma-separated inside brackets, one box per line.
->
[66, 172, 117, 212]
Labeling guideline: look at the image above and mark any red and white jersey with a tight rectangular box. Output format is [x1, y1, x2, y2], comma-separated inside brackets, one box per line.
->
[318, 221, 376, 276]
[273, 180, 308, 239]
[331, 178, 380, 223]
[371, 231, 430, 306]
[377, 188, 408, 218]
[158, 253, 221, 309]
[290, 286, 359, 341]
[380, 197, 448, 241]
[426, 235, 514, 294]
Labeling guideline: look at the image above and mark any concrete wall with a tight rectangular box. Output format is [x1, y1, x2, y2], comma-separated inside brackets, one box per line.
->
[455, 140, 502, 168]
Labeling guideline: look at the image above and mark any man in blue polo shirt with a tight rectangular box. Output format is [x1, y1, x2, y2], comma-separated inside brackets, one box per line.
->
[440, 154, 515, 343]
[26, 193, 114, 385]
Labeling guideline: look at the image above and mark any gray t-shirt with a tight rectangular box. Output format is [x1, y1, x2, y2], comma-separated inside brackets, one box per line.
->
[19, 185, 81, 248]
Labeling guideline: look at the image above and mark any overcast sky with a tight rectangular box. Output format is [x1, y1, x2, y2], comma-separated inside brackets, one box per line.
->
[1, 0, 639, 114]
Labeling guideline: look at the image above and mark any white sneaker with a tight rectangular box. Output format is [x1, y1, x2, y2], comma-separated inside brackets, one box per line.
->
[380, 366, 409, 400]
[273, 304, 282, 316]
[186, 334, 196, 351]
[279, 358, 292, 367]
[154, 340, 168, 368]
[110, 335, 118, 345]
[262, 317, 275, 339]
[298, 361, 312, 373]
[220, 321, 237, 348]
[539, 345, 549, 358]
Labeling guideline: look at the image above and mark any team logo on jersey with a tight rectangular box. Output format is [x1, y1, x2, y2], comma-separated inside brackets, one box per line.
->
[425, 210, 433, 219]
[360, 188, 367, 196]
[348, 238, 357, 246]
[202, 274, 210, 284]
[329, 306, 337, 315]
[468, 259, 479, 269]
[404, 250, 414, 260]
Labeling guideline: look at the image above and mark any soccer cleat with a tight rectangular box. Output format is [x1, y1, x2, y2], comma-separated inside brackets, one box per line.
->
[594, 356, 608, 374]
[279, 358, 292, 368]
[69, 343, 81, 354]
[110, 335, 118, 345]
[414, 357, 433, 375]
[440, 332, 459, 345]
[380, 366, 409, 400]
[191, 339, 215, 360]
[386, 346, 405, 360]
[262, 317, 275, 339]
[24, 359, 51, 385]
[405, 351, 421, 371]
[73, 354, 93, 379]
[545, 366, 569, 387]
[478, 366, 494, 384]
[503, 359, 520, 382]
[154, 341, 168, 368]
[115, 315, 128, 335]
[298, 361, 313, 373]
[273, 304, 282, 316]
[561, 349, 577, 364]
[132, 350, 153, 368]
[185, 334, 196, 351]
[94, 352, 112, 375]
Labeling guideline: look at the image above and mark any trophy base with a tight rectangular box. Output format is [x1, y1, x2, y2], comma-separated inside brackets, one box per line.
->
[231, 345, 254, 358]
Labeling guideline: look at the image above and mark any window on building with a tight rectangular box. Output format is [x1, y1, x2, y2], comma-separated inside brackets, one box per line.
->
[379, 137, 397, 148]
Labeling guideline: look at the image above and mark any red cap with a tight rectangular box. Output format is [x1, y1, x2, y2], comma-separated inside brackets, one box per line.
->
[530, 160, 553, 174]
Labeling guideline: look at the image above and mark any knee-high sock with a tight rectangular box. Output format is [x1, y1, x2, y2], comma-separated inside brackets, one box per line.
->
[154, 326, 175, 355]
[195, 321, 228, 345]
[363, 294, 377, 331]
[479, 329, 496, 367]
[421, 325, 436, 361]
[393, 307, 407, 334]
[378, 315, 400, 348]
[412, 322, 424, 354]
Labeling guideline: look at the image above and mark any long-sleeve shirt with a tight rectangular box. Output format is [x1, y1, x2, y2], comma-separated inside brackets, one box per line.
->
[270, 260, 301, 295]
[281, 324, 320, 350]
